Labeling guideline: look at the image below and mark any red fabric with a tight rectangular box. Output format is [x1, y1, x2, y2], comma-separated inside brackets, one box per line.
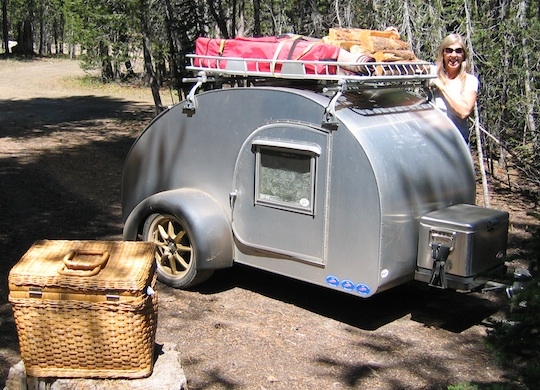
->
[194, 36, 342, 74]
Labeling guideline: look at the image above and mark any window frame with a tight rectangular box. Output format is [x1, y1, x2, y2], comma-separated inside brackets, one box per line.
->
[252, 139, 321, 215]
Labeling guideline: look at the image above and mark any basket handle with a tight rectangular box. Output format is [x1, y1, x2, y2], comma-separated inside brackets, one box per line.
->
[57, 250, 110, 277]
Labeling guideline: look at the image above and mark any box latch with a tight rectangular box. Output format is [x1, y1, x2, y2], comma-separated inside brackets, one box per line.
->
[428, 230, 456, 289]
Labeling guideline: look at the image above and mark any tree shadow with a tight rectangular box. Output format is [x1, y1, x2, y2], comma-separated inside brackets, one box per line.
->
[0, 96, 154, 139]
[186, 368, 240, 390]
[197, 263, 502, 333]
[314, 333, 515, 389]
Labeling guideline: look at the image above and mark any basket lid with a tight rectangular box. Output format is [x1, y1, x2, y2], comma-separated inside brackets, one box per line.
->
[9, 240, 156, 293]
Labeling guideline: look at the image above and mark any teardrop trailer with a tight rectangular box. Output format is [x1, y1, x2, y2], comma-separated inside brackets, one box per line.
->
[121, 41, 509, 298]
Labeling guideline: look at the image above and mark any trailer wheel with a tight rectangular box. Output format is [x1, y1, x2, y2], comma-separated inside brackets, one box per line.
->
[142, 213, 214, 288]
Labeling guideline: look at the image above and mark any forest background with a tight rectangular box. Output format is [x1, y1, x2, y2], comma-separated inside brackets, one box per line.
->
[1, 0, 539, 184]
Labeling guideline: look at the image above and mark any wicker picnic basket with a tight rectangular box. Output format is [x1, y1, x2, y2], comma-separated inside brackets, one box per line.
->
[8, 240, 158, 379]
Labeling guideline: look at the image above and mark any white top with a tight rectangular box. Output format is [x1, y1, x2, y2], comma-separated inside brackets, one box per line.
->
[434, 73, 479, 139]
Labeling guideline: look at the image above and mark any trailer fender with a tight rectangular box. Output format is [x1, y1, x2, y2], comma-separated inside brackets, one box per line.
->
[123, 188, 234, 270]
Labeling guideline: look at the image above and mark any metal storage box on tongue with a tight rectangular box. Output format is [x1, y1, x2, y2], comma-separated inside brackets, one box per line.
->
[416, 204, 509, 290]
[8, 240, 157, 379]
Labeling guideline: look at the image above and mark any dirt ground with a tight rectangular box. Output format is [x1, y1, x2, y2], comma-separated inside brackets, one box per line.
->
[0, 57, 537, 390]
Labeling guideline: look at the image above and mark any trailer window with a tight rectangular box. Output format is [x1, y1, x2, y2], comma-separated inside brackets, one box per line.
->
[255, 145, 317, 214]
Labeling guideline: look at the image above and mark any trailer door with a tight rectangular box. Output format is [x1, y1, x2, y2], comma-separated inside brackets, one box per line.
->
[231, 122, 330, 265]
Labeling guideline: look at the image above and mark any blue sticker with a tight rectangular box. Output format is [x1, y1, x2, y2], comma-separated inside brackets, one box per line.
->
[356, 284, 371, 296]
[341, 280, 355, 291]
[326, 275, 340, 287]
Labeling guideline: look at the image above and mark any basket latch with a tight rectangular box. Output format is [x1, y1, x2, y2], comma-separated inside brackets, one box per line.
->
[29, 286, 43, 298]
[57, 250, 110, 277]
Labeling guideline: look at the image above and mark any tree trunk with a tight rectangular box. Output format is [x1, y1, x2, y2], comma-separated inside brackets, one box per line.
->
[125, 60, 135, 77]
[53, 20, 59, 54]
[16, 19, 34, 55]
[140, 0, 163, 114]
[253, 0, 261, 36]
[309, 0, 322, 37]
[2, 0, 8, 54]
[58, 13, 65, 54]
[208, 0, 230, 38]
[334, 0, 342, 28]
[237, 0, 245, 37]
[142, 35, 163, 114]
[163, 0, 182, 97]
[99, 41, 114, 80]
[38, 1, 45, 55]
[401, 0, 413, 47]
[464, 0, 490, 207]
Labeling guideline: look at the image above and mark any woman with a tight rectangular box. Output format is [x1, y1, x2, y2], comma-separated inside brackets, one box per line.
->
[433, 34, 479, 141]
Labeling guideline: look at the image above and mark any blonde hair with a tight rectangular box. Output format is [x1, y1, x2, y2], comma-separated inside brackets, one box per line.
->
[436, 34, 471, 88]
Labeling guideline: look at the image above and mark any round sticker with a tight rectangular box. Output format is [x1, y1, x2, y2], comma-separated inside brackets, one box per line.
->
[299, 198, 310, 207]
[326, 275, 340, 287]
[356, 284, 371, 296]
[341, 280, 355, 291]
[381, 269, 389, 278]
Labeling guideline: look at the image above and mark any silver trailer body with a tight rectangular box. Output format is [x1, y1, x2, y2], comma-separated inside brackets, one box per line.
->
[122, 57, 507, 297]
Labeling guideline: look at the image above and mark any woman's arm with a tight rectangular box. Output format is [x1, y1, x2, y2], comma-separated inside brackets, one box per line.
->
[434, 78, 477, 119]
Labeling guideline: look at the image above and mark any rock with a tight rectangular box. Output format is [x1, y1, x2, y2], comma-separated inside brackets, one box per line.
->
[3, 343, 187, 390]
[3, 361, 26, 390]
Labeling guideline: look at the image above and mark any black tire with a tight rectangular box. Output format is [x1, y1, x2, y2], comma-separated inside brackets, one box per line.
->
[142, 213, 214, 288]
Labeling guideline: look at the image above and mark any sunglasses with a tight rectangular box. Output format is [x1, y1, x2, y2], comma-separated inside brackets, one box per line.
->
[444, 47, 464, 55]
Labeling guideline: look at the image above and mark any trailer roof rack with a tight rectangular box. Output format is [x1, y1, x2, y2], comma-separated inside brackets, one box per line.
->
[185, 54, 435, 88]
[182, 54, 436, 125]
